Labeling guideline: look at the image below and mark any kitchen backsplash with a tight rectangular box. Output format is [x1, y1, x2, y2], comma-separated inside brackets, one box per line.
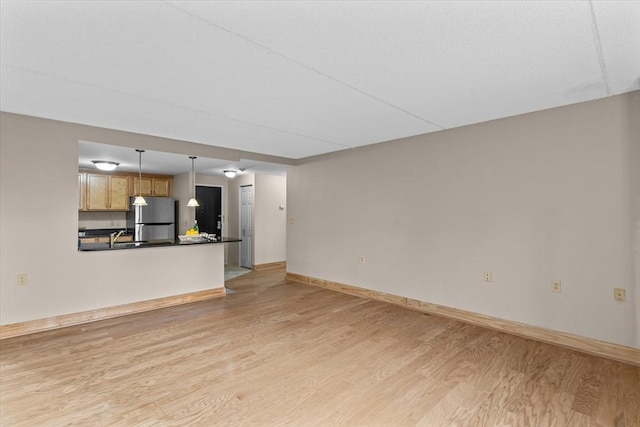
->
[78, 211, 127, 229]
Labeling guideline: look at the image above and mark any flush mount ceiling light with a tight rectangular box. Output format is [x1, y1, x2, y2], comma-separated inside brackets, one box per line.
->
[187, 156, 199, 207]
[132, 149, 147, 206]
[92, 160, 119, 171]
[223, 170, 237, 178]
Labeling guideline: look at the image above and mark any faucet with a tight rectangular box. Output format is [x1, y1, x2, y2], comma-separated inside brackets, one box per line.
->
[110, 230, 125, 248]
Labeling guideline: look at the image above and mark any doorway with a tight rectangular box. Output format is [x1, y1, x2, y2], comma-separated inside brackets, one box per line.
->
[195, 186, 222, 238]
[240, 185, 253, 268]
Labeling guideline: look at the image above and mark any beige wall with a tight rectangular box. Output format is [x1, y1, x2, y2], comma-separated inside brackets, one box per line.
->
[254, 174, 287, 265]
[631, 93, 640, 341]
[3, 91, 637, 347]
[0, 113, 226, 325]
[173, 171, 192, 234]
[287, 92, 640, 348]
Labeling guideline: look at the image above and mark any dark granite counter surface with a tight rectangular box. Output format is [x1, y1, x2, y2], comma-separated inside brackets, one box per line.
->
[79, 237, 241, 252]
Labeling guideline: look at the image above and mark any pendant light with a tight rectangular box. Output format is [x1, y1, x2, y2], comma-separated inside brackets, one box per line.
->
[133, 149, 147, 206]
[187, 156, 199, 207]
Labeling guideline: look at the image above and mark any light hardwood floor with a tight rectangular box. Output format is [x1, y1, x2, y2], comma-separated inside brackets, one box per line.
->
[1, 269, 638, 426]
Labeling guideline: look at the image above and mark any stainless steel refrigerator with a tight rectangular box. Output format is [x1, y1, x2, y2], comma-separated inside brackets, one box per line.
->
[126, 197, 176, 242]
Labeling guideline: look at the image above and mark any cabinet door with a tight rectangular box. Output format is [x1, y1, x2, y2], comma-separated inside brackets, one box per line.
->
[86, 174, 109, 210]
[78, 173, 86, 211]
[109, 176, 130, 210]
[132, 176, 153, 196]
[86, 174, 129, 210]
[152, 177, 172, 197]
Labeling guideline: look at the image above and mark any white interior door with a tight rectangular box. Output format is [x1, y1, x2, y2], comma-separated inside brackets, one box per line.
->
[240, 185, 253, 268]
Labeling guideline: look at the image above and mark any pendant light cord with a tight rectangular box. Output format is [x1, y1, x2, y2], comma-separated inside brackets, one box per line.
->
[136, 149, 144, 196]
[190, 156, 196, 199]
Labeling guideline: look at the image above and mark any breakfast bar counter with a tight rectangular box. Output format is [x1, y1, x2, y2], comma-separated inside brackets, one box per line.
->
[79, 237, 241, 252]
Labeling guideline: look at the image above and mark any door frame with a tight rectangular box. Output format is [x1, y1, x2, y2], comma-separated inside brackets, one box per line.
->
[195, 184, 224, 238]
[239, 184, 253, 269]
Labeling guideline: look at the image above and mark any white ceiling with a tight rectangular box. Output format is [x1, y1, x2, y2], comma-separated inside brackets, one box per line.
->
[1, 1, 639, 162]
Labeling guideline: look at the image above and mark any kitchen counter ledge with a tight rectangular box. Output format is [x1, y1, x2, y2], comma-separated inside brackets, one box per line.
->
[79, 237, 241, 252]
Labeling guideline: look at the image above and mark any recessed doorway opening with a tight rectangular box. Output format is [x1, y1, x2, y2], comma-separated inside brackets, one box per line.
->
[194, 185, 222, 238]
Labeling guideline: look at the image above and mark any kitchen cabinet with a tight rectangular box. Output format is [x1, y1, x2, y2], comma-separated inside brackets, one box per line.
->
[131, 175, 172, 197]
[78, 173, 86, 211]
[86, 174, 130, 211]
[79, 170, 172, 211]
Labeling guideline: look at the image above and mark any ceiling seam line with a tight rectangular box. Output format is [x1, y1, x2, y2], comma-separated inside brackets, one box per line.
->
[0, 63, 350, 150]
[588, 0, 611, 97]
[162, 1, 445, 130]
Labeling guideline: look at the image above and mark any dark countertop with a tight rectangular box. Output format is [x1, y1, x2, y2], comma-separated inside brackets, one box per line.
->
[79, 237, 242, 252]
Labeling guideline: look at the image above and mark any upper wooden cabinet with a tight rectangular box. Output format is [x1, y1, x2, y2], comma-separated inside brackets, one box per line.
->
[79, 170, 173, 211]
[78, 173, 86, 211]
[131, 175, 172, 197]
[86, 174, 130, 211]
[152, 177, 172, 197]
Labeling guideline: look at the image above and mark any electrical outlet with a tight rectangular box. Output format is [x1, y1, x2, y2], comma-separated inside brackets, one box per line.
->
[483, 271, 492, 282]
[552, 281, 562, 293]
[613, 288, 626, 302]
[17, 273, 27, 286]
[359, 256, 366, 264]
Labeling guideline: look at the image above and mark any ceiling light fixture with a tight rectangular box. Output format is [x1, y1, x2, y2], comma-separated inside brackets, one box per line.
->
[133, 149, 147, 206]
[92, 160, 119, 171]
[224, 170, 237, 178]
[187, 156, 199, 207]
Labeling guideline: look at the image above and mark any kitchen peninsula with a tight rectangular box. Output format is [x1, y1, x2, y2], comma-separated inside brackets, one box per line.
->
[0, 235, 243, 339]
[79, 236, 241, 251]
[2, 113, 286, 342]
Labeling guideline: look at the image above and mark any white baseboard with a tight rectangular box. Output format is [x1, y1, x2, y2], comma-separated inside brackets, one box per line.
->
[0, 287, 226, 340]
[286, 272, 640, 366]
